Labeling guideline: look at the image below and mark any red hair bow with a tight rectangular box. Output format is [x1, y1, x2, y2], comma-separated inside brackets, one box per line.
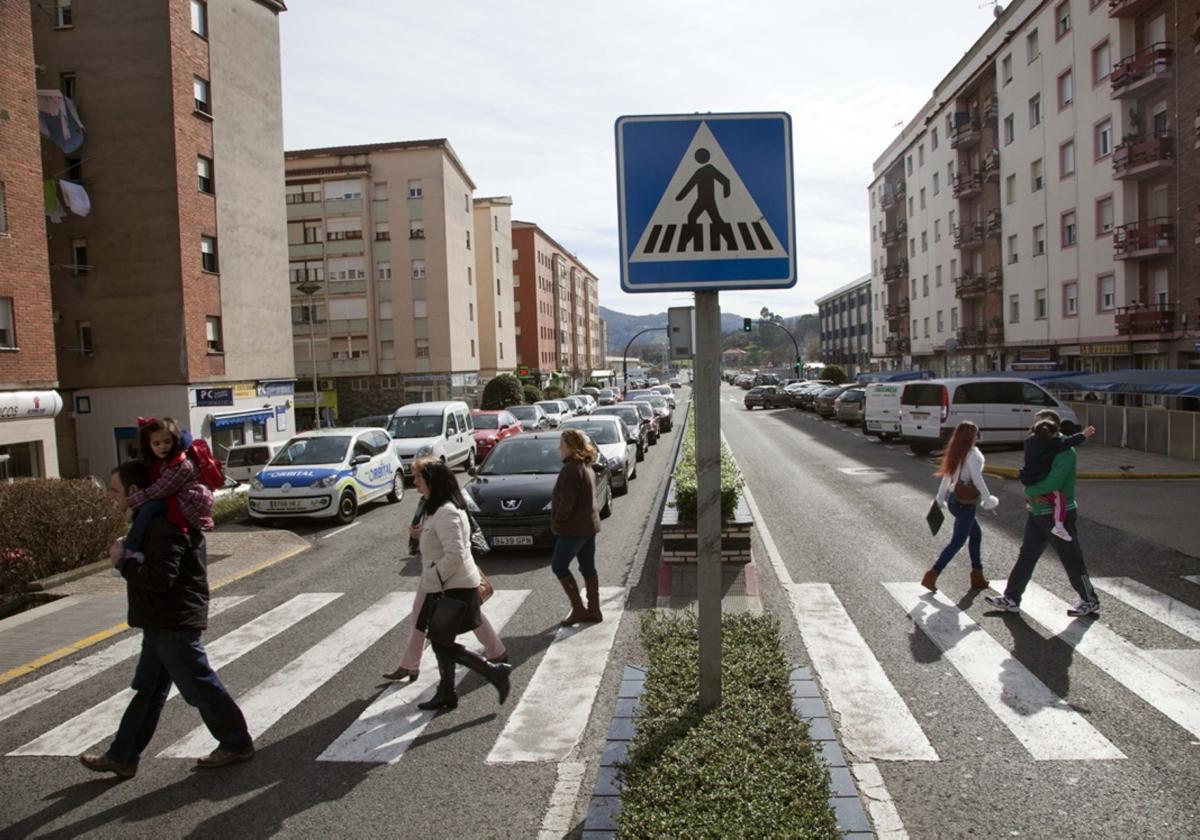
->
[136, 416, 157, 427]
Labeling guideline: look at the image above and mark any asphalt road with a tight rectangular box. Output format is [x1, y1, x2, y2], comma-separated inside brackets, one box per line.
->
[723, 383, 1200, 840]
[0, 392, 689, 840]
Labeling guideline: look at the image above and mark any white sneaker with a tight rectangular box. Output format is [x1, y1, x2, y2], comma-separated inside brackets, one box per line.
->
[985, 593, 1020, 612]
[1067, 599, 1100, 617]
[1050, 524, 1073, 542]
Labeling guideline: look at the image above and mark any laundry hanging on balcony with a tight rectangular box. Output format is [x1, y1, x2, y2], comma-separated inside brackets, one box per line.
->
[36, 90, 86, 154]
[43, 179, 66, 223]
[58, 180, 91, 217]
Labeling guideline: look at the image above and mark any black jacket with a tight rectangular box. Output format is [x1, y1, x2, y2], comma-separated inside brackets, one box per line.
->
[122, 514, 210, 631]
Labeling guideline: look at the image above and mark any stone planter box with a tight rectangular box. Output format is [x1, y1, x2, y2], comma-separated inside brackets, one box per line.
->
[660, 480, 753, 564]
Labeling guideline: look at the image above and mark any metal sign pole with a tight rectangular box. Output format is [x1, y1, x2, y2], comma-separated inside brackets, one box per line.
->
[694, 290, 722, 711]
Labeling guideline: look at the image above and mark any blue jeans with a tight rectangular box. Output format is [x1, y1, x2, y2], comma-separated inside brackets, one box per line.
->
[933, 499, 982, 573]
[107, 629, 251, 764]
[125, 499, 168, 554]
[551, 535, 597, 579]
[1002, 510, 1098, 606]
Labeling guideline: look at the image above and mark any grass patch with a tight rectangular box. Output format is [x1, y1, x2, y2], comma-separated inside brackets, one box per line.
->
[671, 423, 744, 522]
[617, 611, 839, 840]
[212, 492, 249, 527]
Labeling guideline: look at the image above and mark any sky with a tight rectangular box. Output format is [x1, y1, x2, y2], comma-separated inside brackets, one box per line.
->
[279, 0, 1000, 318]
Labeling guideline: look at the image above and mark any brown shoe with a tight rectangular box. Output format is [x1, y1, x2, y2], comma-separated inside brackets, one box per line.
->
[582, 575, 603, 623]
[196, 744, 255, 768]
[80, 752, 137, 779]
[920, 570, 938, 592]
[558, 575, 589, 627]
[970, 569, 990, 590]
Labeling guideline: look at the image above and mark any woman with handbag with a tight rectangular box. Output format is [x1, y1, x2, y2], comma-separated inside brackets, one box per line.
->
[551, 429, 603, 627]
[922, 421, 999, 593]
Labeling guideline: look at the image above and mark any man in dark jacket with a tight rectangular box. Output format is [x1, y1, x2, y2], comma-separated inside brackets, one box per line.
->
[80, 460, 254, 779]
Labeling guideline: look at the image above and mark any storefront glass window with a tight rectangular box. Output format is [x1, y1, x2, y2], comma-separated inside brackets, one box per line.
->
[0, 441, 44, 480]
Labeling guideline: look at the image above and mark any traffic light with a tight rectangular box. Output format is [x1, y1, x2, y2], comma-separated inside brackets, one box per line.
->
[743, 318, 752, 333]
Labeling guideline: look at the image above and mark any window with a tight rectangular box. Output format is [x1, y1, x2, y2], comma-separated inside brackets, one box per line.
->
[1007, 234, 1019, 264]
[1010, 294, 1020, 323]
[950, 258, 957, 279]
[1092, 40, 1111, 84]
[936, 265, 943, 286]
[906, 156, 913, 176]
[948, 209, 956, 229]
[1055, 2, 1070, 38]
[1029, 94, 1042, 127]
[1031, 159, 1044, 191]
[921, 232, 928, 252]
[932, 172, 940, 195]
[470, 339, 476, 357]
[206, 316, 222, 352]
[378, 301, 393, 320]
[1095, 118, 1112, 158]
[1060, 140, 1075, 177]
[909, 238, 915, 258]
[78, 320, 93, 355]
[1064, 282, 1078, 316]
[1096, 196, 1114, 235]
[469, 302, 474, 321]
[71, 238, 88, 273]
[200, 236, 218, 272]
[413, 299, 428, 318]
[190, 1, 207, 37]
[59, 72, 76, 100]
[499, 342, 504, 359]
[65, 156, 83, 181]
[1002, 54, 1013, 84]
[1058, 69, 1073, 109]
[466, 230, 471, 249]
[1027, 28, 1039, 63]
[0, 297, 14, 348]
[197, 156, 213, 194]
[75, 396, 91, 415]
[407, 180, 423, 198]
[54, 0, 72, 27]
[498, 310, 503, 328]
[951, 307, 959, 331]
[285, 183, 320, 205]
[193, 76, 211, 115]
[373, 181, 388, 201]
[919, 188, 926, 210]
[374, 221, 390, 241]
[934, 219, 941, 242]
[1035, 289, 1048, 320]
[908, 196, 914, 217]
[1006, 173, 1017, 204]
[1099, 274, 1116, 311]
[411, 259, 425, 279]
[922, 317, 929, 338]
[467, 266, 472, 285]
[409, 220, 425, 239]
[495, 245, 500, 263]
[931, 128, 938, 150]
[937, 310, 944, 333]
[922, 275, 929, 297]
[415, 339, 430, 358]
[302, 221, 321, 243]
[1003, 114, 1015, 145]
[1033, 224, 1046, 256]
[918, 145, 925, 167]
[1061, 211, 1077, 247]
[377, 261, 391, 281]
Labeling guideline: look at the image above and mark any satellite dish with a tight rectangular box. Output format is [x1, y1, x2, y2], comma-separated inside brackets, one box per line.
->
[944, 338, 959, 352]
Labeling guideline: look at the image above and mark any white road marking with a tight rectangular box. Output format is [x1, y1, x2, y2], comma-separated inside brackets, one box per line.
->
[322, 522, 360, 540]
[850, 762, 909, 840]
[886, 583, 1124, 761]
[787, 583, 938, 762]
[11, 593, 339, 756]
[1093, 577, 1200, 642]
[159, 590, 413, 757]
[1185, 576, 1200, 587]
[1149, 650, 1200, 689]
[0, 596, 251, 725]
[1005, 580, 1200, 739]
[317, 589, 528, 764]
[488, 587, 626, 764]
[538, 761, 588, 840]
[738, 483, 791, 587]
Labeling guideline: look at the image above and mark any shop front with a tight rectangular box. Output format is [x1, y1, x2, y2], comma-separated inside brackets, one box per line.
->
[0, 391, 63, 480]
[190, 380, 297, 459]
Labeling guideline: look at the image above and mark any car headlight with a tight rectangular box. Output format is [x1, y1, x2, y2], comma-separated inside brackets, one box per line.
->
[486, 435, 497, 443]
[251, 477, 264, 491]
[416, 445, 434, 457]
[463, 492, 480, 512]
[311, 474, 340, 488]
[542, 500, 554, 511]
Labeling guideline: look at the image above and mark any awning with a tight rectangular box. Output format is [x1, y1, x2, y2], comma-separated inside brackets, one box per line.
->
[590, 370, 615, 378]
[210, 409, 273, 430]
[1048, 369, 1200, 397]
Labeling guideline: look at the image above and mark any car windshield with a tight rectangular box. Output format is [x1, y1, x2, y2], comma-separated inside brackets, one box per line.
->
[649, 397, 667, 408]
[510, 406, 537, 420]
[270, 436, 350, 466]
[599, 389, 615, 398]
[597, 407, 640, 426]
[633, 403, 653, 419]
[479, 437, 563, 475]
[563, 421, 621, 444]
[472, 414, 500, 429]
[536, 401, 562, 414]
[386, 415, 443, 438]
[226, 447, 271, 468]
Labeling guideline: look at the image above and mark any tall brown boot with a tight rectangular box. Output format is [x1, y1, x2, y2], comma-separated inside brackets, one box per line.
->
[582, 576, 603, 623]
[921, 569, 938, 592]
[558, 575, 589, 627]
[970, 569, 989, 590]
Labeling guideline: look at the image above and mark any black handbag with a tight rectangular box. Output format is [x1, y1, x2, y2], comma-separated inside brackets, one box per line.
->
[926, 499, 945, 536]
[426, 594, 469, 645]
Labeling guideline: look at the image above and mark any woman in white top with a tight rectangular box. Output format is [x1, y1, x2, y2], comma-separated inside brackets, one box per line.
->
[922, 421, 999, 593]
[411, 461, 512, 712]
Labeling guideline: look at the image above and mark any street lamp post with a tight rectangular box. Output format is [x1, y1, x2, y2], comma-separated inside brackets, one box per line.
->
[295, 279, 323, 430]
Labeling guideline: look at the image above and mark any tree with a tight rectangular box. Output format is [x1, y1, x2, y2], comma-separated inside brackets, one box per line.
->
[804, 334, 820, 361]
[543, 385, 566, 399]
[522, 384, 544, 404]
[823, 364, 848, 384]
[481, 373, 523, 410]
[583, 380, 602, 389]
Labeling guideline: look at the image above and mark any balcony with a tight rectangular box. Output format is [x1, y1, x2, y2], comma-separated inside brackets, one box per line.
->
[1111, 43, 1173, 98]
[885, 336, 911, 355]
[1108, 0, 1163, 18]
[954, 273, 986, 299]
[954, 222, 985, 250]
[1113, 131, 1174, 179]
[880, 182, 906, 212]
[986, 324, 1005, 344]
[952, 171, 983, 199]
[986, 267, 1004, 293]
[1116, 303, 1177, 335]
[982, 95, 999, 126]
[885, 299, 910, 320]
[1114, 217, 1175, 260]
[882, 260, 908, 285]
[982, 149, 1001, 181]
[881, 222, 908, 247]
[950, 115, 982, 149]
[986, 208, 1003, 239]
[957, 327, 986, 348]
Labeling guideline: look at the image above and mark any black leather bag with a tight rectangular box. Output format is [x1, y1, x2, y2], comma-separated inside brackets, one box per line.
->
[926, 499, 945, 536]
[426, 594, 469, 645]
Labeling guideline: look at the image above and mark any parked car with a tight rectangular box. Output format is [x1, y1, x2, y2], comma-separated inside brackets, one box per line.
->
[899, 377, 1080, 456]
[581, 386, 601, 398]
[624, 389, 656, 403]
[464, 432, 612, 549]
[348, 414, 391, 429]
[248, 428, 403, 525]
[536, 400, 571, 427]
[561, 397, 586, 416]
[648, 378, 660, 386]
[652, 384, 676, 409]
[795, 383, 832, 411]
[571, 394, 596, 414]
[470, 410, 523, 463]
[669, 378, 682, 389]
[386, 400, 476, 475]
[644, 395, 674, 432]
[597, 388, 618, 406]
[814, 386, 849, 418]
[594, 405, 648, 461]
[834, 387, 866, 425]
[745, 385, 792, 410]
[630, 400, 660, 444]
[509, 403, 549, 431]
[223, 441, 285, 484]
[562, 416, 637, 494]
[862, 382, 903, 441]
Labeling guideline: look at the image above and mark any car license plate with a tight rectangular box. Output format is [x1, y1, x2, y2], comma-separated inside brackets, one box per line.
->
[268, 499, 307, 511]
[492, 535, 533, 546]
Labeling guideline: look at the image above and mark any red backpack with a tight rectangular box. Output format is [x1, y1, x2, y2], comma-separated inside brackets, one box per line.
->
[187, 438, 226, 490]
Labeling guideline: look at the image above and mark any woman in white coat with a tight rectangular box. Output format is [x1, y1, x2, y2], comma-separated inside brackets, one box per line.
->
[412, 461, 512, 711]
[922, 420, 998, 592]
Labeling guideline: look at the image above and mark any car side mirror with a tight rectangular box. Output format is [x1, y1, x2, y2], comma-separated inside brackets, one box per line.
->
[351, 454, 370, 466]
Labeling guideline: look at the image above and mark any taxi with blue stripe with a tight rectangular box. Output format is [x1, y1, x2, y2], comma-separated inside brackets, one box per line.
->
[248, 428, 403, 524]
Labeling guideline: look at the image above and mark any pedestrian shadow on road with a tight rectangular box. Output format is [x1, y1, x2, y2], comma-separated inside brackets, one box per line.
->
[0, 776, 116, 840]
[996, 613, 1094, 718]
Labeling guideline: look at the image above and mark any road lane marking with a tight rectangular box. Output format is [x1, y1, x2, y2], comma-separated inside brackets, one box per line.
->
[10, 594, 339, 756]
[787, 583, 938, 762]
[317, 589, 528, 764]
[1003, 580, 1200, 739]
[488, 587, 626, 764]
[159, 591, 413, 758]
[538, 761, 588, 840]
[0, 597, 251, 725]
[1182, 575, 1200, 587]
[321, 522, 360, 540]
[1092, 577, 1200, 642]
[886, 583, 1124, 761]
[850, 762, 909, 840]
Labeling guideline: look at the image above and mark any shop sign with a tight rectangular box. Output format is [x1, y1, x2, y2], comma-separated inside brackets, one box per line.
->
[257, 381, 296, 397]
[232, 382, 257, 399]
[195, 388, 234, 407]
[1080, 342, 1130, 357]
[0, 391, 64, 422]
[1019, 349, 1052, 362]
[293, 390, 337, 409]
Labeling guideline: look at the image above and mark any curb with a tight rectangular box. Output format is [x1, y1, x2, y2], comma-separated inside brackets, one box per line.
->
[24, 558, 111, 593]
[984, 466, 1200, 481]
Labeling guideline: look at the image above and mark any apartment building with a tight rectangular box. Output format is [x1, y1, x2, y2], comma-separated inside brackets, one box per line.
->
[0, 0, 60, 479]
[32, 0, 294, 474]
[511, 221, 604, 389]
[284, 140, 485, 424]
[868, 0, 1199, 375]
[816, 275, 873, 376]
[472, 197, 516, 380]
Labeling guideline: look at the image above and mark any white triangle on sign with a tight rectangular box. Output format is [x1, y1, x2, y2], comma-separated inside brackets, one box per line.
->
[630, 121, 785, 263]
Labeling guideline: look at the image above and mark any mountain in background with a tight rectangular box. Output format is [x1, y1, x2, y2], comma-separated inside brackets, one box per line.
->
[600, 305, 819, 358]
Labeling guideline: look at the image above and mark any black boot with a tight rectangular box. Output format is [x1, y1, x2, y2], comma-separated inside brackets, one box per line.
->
[455, 646, 513, 704]
[417, 646, 458, 711]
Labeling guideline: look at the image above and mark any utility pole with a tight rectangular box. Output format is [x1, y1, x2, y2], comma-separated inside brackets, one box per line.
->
[295, 279, 323, 429]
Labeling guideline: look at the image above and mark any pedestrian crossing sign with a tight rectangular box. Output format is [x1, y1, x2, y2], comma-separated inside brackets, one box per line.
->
[615, 112, 795, 293]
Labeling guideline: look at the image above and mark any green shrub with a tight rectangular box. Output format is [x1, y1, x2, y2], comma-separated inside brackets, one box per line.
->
[212, 492, 248, 526]
[584, 380, 602, 389]
[821, 364, 847, 384]
[0, 479, 125, 598]
[618, 612, 839, 840]
[481, 373, 524, 410]
[543, 385, 566, 399]
[671, 424, 744, 522]
[522, 384, 544, 404]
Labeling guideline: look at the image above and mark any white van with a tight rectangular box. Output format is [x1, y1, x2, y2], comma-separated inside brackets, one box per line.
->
[862, 383, 904, 441]
[899, 378, 1080, 455]
[385, 400, 476, 474]
[223, 441, 285, 483]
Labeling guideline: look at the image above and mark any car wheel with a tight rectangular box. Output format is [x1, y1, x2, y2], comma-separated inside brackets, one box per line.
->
[909, 442, 936, 457]
[614, 472, 629, 496]
[636, 445, 645, 462]
[464, 448, 476, 472]
[336, 490, 358, 524]
[387, 471, 404, 503]
[600, 486, 613, 519]
[630, 461, 638, 480]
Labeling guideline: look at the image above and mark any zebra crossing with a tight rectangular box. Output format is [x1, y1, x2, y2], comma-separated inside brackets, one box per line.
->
[788, 575, 1200, 764]
[0, 588, 625, 768]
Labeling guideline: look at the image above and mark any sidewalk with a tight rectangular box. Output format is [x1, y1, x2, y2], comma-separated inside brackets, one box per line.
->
[0, 529, 309, 684]
[982, 440, 1200, 480]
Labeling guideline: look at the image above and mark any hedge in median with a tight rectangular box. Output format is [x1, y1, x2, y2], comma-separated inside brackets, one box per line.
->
[618, 611, 839, 839]
[671, 423, 744, 522]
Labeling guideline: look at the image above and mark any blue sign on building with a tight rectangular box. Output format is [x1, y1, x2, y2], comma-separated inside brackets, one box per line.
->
[615, 112, 795, 293]
[195, 387, 234, 407]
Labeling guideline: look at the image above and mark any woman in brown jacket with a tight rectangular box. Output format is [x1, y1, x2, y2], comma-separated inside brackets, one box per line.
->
[551, 428, 602, 626]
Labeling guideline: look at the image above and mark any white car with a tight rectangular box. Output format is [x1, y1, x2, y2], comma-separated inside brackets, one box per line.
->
[863, 382, 904, 441]
[561, 416, 637, 495]
[536, 400, 570, 428]
[386, 401, 476, 474]
[248, 428, 403, 524]
[223, 441, 285, 484]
